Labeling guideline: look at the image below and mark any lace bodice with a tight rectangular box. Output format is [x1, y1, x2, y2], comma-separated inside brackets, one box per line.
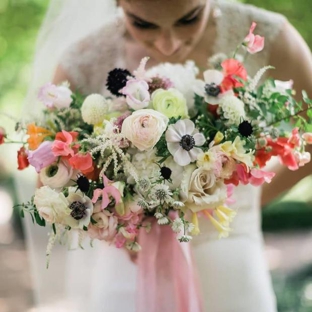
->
[60, 1, 286, 244]
[60, 0, 286, 95]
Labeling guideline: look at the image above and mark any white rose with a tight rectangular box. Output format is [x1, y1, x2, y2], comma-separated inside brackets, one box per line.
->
[181, 166, 227, 212]
[39, 160, 74, 189]
[121, 109, 169, 151]
[34, 186, 71, 223]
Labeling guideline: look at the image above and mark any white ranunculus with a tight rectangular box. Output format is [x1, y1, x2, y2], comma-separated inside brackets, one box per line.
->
[39, 160, 73, 189]
[34, 186, 71, 223]
[121, 109, 168, 151]
[219, 95, 246, 125]
[181, 166, 227, 212]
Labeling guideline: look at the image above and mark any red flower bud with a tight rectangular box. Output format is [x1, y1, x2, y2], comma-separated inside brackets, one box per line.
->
[0, 127, 6, 145]
[17, 146, 29, 170]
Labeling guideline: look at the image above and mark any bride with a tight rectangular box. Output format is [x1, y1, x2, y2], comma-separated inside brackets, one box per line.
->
[21, 0, 312, 311]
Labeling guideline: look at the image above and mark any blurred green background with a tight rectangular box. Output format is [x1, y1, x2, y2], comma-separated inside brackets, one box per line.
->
[0, 0, 312, 311]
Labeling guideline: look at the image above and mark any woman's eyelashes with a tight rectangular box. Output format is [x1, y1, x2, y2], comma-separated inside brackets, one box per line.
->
[176, 15, 200, 26]
[132, 20, 158, 30]
[131, 11, 202, 30]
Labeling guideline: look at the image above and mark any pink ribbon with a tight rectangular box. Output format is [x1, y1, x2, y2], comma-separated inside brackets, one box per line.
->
[137, 222, 203, 312]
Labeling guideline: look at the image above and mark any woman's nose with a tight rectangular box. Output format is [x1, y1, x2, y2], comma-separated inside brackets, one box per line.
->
[154, 30, 182, 56]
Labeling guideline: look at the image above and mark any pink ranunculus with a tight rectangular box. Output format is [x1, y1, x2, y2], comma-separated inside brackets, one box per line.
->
[303, 133, 312, 144]
[38, 83, 73, 109]
[120, 79, 150, 110]
[28, 141, 57, 173]
[243, 22, 265, 54]
[249, 169, 275, 186]
[115, 232, 127, 248]
[52, 130, 79, 157]
[88, 210, 118, 241]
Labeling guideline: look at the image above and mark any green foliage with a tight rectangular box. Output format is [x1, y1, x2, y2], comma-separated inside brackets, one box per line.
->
[0, 0, 49, 115]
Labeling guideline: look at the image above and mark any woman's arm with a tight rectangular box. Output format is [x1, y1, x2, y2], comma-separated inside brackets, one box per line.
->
[261, 20, 312, 206]
[52, 64, 77, 90]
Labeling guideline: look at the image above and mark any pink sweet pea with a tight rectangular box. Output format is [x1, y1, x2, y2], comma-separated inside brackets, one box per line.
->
[69, 152, 94, 175]
[52, 130, 79, 157]
[288, 128, 301, 148]
[294, 151, 311, 167]
[249, 169, 275, 186]
[120, 79, 150, 110]
[28, 141, 57, 173]
[226, 184, 236, 205]
[92, 175, 122, 210]
[236, 163, 249, 185]
[303, 133, 312, 144]
[243, 22, 265, 54]
[38, 83, 73, 109]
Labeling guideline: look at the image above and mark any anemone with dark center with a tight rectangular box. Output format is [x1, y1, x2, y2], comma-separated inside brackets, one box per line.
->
[205, 83, 221, 97]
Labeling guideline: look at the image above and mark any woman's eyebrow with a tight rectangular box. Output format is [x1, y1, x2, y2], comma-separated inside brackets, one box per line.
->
[177, 5, 205, 21]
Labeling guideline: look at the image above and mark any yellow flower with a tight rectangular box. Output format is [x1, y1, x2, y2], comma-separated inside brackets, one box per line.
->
[220, 137, 254, 167]
[196, 150, 217, 170]
[152, 88, 188, 118]
[217, 205, 236, 222]
[191, 213, 200, 235]
[204, 210, 231, 239]
[213, 131, 224, 144]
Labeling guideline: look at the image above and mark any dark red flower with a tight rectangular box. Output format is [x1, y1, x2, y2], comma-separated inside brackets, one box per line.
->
[0, 127, 6, 145]
[17, 146, 29, 170]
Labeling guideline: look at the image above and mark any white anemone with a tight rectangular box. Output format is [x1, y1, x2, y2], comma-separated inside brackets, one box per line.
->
[165, 119, 205, 166]
[193, 69, 233, 105]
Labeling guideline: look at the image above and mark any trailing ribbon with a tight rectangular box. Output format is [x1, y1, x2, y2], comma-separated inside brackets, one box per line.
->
[137, 222, 203, 312]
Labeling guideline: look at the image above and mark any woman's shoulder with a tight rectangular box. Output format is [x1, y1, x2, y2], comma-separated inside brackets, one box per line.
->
[216, 0, 286, 39]
[60, 15, 125, 94]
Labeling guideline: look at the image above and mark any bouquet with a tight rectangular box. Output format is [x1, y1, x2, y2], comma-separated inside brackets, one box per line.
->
[2, 23, 312, 262]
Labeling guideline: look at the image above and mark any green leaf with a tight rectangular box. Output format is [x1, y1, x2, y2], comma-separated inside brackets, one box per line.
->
[307, 108, 312, 119]
[20, 209, 24, 218]
[52, 223, 56, 235]
[34, 211, 46, 227]
[83, 226, 88, 231]
[90, 217, 97, 225]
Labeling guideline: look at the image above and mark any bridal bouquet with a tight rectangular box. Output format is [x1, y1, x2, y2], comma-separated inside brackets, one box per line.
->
[2, 23, 312, 258]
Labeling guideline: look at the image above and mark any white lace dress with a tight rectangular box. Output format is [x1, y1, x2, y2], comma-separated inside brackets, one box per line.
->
[23, 1, 286, 311]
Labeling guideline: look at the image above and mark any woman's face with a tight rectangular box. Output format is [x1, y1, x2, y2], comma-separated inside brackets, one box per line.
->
[119, 0, 210, 63]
